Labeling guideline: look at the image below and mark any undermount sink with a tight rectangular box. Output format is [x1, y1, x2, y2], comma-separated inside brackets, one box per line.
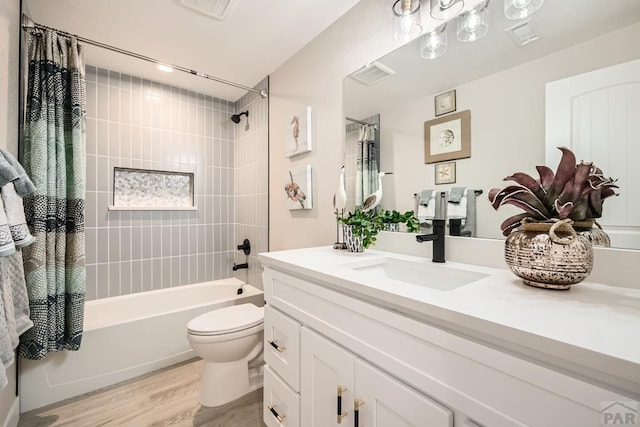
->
[344, 257, 489, 291]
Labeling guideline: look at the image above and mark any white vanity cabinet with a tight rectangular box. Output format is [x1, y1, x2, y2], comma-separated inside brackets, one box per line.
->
[263, 305, 452, 427]
[261, 262, 634, 427]
[301, 326, 453, 427]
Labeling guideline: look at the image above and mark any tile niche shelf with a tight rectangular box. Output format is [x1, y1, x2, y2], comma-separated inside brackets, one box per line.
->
[109, 167, 197, 211]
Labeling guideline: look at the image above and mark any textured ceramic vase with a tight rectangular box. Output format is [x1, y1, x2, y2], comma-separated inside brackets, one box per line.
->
[504, 219, 594, 290]
[573, 220, 611, 248]
[343, 225, 364, 252]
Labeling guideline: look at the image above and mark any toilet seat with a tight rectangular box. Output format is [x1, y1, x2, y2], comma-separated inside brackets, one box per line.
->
[188, 303, 264, 336]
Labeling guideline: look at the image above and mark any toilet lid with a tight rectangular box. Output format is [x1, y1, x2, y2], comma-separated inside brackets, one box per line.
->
[187, 303, 264, 335]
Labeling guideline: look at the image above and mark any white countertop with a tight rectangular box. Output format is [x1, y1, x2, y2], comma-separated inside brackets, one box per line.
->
[258, 246, 640, 398]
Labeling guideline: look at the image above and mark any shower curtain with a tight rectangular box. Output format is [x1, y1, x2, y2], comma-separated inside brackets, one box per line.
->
[19, 30, 87, 360]
[355, 124, 378, 209]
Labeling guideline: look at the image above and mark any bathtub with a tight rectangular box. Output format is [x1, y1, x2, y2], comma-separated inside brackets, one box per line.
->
[19, 278, 264, 412]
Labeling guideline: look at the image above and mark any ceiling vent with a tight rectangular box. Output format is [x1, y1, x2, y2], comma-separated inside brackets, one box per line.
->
[504, 19, 541, 47]
[178, 0, 233, 20]
[349, 62, 396, 86]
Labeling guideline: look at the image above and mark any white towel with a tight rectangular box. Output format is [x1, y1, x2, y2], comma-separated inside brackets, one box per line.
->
[0, 363, 6, 390]
[1, 183, 36, 249]
[0, 195, 15, 257]
[5, 252, 32, 337]
[448, 189, 468, 222]
[418, 193, 436, 223]
[0, 284, 15, 368]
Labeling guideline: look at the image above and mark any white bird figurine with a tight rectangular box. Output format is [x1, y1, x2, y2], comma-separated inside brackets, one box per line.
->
[333, 166, 347, 214]
[361, 172, 392, 212]
[333, 166, 348, 250]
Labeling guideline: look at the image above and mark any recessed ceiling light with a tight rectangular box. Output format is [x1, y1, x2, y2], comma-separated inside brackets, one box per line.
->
[157, 64, 173, 73]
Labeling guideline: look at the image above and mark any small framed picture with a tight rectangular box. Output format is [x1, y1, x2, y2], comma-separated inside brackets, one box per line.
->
[424, 110, 471, 164]
[285, 165, 313, 210]
[435, 161, 456, 185]
[285, 106, 313, 158]
[434, 89, 456, 116]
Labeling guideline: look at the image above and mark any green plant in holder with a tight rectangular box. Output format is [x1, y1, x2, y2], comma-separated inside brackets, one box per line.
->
[488, 147, 618, 236]
[339, 210, 383, 249]
[378, 210, 420, 232]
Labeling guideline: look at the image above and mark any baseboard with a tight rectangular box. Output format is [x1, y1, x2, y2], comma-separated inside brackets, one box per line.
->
[2, 397, 19, 427]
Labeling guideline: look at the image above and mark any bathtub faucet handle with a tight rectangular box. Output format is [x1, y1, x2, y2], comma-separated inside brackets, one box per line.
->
[237, 239, 251, 255]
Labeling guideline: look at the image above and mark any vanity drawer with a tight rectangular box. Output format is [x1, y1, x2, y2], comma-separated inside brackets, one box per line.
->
[265, 305, 301, 391]
[264, 365, 300, 427]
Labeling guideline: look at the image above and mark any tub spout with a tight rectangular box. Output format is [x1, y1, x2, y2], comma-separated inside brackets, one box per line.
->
[233, 262, 248, 271]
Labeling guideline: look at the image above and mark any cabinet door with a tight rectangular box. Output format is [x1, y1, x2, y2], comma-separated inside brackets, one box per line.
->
[301, 327, 356, 427]
[354, 359, 453, 427]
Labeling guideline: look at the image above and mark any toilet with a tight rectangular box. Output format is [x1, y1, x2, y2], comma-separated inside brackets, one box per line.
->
[187, 303, 264, 407]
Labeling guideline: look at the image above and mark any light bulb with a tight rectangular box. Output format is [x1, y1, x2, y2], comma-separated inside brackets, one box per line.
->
[426, 34, 442, 51]
[513, 0, 531, 8]
[464, 13, 481, 31]
[420, 24, 447, 59]
[505, 0, 543, 20]
[400, 14, 416, 33]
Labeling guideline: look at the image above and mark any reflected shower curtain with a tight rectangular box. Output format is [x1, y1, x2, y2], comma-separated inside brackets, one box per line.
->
[19, 30, 86, 360]
[355, 124, 378, 209]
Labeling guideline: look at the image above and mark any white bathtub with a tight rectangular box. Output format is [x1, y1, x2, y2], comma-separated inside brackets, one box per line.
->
[19, 278, 264, 412]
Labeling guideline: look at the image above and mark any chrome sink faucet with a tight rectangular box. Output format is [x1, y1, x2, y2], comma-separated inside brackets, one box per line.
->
[416, 219, 446, 263]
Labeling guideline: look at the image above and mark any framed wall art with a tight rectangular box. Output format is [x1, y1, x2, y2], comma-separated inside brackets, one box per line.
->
[435, 89, 456, 116]
[285, 105, 313, 157]
[424, 110, 471, 164]
[434, 161, 456, 185]
[285, 165, 313, 210]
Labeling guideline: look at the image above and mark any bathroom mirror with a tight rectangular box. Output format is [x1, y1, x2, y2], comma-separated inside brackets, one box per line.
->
[344, 0, 640, 249]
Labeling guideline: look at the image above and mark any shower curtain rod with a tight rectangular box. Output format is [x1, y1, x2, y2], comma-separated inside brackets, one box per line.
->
[346, 117, 378, 129]
[21, 15, 268, 99]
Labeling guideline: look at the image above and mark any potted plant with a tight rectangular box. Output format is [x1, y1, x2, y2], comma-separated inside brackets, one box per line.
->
[488, 146, 618, 289]
[338, 210, 383, 252]
[378, 210, 420, 232]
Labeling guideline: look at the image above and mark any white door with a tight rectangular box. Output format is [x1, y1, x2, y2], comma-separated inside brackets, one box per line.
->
[546, 59, 640, 249]
[301, 327, 356, 427]
[353, 359, 453, 427]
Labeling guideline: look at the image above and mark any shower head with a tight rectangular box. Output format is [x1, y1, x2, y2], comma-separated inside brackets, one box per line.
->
[230, 111, 249, 124]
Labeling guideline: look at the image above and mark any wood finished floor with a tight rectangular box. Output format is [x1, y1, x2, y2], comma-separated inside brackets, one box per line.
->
[18, 359, 267, 427]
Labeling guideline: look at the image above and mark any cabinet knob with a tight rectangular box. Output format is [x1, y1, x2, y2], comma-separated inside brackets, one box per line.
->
[267, 339, 286, 352]
[267, 403, 285, 423]
[337, 385, 348, 423]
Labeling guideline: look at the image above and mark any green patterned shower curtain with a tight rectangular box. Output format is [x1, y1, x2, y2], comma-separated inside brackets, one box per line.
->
[19, 30, 86, 360]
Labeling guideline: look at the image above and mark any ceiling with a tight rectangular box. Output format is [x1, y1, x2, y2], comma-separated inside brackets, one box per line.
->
[345, 0, 640, 118]
[24, 0, 361, 101]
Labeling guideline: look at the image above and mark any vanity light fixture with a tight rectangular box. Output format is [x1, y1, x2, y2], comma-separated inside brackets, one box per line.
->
[456, 0, 490, 42]
[430, 0, 465, 20]
[504, 0, 544, 20]
[393, 0, 422, 42]
[157, 64, 173, 73]
[420, 24, 448, 59]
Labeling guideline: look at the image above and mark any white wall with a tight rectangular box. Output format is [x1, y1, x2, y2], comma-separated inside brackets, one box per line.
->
[0, 0, 21, 423]
[268, 0, 421, 251]
[378, 23, 640, 240]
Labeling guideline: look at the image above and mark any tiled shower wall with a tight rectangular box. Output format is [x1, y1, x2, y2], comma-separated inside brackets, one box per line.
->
[233, 78, 269, 288]
[85, 66, 239, 300]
